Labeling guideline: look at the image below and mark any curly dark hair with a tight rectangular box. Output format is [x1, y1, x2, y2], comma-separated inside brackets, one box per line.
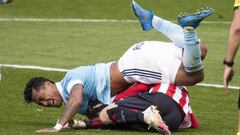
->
[23, 77, 54, 103]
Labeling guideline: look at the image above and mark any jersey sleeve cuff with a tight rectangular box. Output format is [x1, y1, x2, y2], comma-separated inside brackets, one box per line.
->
[67, 80, 84, 93]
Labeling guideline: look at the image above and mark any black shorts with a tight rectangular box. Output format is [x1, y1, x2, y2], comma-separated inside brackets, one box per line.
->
[115, 92, 184, 131]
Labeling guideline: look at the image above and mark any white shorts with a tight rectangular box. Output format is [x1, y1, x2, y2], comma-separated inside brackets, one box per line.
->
[118, 41, 182, 84]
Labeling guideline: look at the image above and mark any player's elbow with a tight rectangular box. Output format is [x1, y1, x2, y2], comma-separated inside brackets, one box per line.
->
[68, 96, 82, 108]
[233, 27, 240, 36]
[232, 23, 240, 35]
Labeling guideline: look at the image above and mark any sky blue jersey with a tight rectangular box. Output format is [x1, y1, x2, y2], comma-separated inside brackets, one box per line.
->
[56, 63, 113, 114]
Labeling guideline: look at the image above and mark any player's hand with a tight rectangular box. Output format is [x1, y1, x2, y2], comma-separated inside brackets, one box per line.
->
[60, 119, 86, 129]
[35, 128, 59, 133]
[223, 65, 234, 93]
[62, 122, 71, 129]
[62, 119, 74, 129]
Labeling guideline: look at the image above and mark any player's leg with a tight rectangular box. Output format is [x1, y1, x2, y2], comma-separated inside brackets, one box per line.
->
[102, 106, 170, 135]
[152, 15, 185, 48]
[175, 63, 204, 85]
[142, 105, 171, 134]
[99, 94, 171, 134]
[105, 93, 184, 134]
[131, 1, 184, 48]
[174, 40, 207, 85]
[131, 0, 214, 75]
[99, 104, 167, 133]
[99, 102, 145, 125]
[151, 93, 184, 131]
[177, 8, 214, 73]
[140, 92, 183, 132]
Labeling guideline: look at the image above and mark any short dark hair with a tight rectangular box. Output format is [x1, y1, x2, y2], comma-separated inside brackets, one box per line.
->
[23, 77, 55, 103]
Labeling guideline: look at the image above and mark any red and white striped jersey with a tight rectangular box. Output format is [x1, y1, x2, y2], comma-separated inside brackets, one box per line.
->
[149, 83, 199, 128]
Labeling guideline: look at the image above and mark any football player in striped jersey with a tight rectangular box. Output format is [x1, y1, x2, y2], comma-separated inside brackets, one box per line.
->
[66, 83, 198, 135]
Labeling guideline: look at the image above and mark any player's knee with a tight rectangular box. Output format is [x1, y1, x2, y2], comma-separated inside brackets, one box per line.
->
[176, 64, 204, 85]
[195, 70, 204, 83]
[188, 70, 204, 85]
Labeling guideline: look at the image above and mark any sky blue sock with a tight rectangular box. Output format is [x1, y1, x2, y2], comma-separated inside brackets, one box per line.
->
[152, 15, 185, 48]
[183, 30, 203, 73]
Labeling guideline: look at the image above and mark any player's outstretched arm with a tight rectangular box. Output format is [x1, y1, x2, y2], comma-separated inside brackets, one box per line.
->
[223, 8, 240, 93]
[36, 84, 84, 133]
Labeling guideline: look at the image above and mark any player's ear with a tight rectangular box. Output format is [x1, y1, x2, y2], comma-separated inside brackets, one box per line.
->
[41, 81, 52, 91]
[44, 81, 52, 86]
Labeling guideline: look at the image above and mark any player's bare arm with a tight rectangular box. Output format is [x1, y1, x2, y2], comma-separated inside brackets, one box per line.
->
[223, 8, 240, 92]
[58, 84, 83, 125]
[36, 84, 83, 133]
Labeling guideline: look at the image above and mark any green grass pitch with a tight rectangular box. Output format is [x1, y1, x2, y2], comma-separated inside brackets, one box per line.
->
[0, 0, 239, 135]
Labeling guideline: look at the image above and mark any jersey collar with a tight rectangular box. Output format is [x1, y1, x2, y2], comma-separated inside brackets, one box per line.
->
[56, 82, 67, 104]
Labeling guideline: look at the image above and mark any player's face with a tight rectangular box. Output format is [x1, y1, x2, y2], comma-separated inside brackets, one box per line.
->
[32, 82, 62, 108]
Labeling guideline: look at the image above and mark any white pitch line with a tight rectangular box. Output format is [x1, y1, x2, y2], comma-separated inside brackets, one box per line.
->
[0, 18, 232, 24]
[0, 64, 239, 90]
[196, 83, 239, 90]
[0, 64, 68, 72]
[0, 18, 137, 23]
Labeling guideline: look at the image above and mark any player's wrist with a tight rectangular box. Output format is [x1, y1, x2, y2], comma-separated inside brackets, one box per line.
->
[223, 59, 234, 67]
[53, 122, 63, 131]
